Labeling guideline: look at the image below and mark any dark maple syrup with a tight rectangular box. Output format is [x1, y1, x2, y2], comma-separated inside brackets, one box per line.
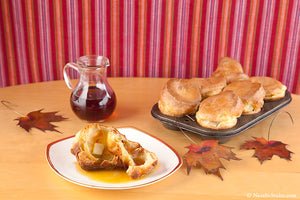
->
[70, 86, 116, 122]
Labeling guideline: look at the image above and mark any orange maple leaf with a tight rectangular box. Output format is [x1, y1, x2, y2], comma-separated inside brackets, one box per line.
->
[240, 137, 293, 164]
[15, 109, 67, 133]
[183, 140, 240, 180]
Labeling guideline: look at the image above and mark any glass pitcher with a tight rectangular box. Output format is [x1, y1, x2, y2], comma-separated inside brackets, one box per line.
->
[63, 55, 116, 122]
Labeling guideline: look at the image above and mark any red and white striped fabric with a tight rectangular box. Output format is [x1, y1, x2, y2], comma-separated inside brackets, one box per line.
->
[0, 0, 299, 94]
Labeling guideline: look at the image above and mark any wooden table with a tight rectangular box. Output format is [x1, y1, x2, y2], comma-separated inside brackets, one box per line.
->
[0, 78, 299, 200]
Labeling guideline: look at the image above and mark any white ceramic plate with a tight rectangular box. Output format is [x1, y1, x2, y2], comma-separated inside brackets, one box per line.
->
[46, 127, 182, 190]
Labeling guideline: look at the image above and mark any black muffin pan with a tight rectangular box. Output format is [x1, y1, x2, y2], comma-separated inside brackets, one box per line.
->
[151, 91, 292, 143]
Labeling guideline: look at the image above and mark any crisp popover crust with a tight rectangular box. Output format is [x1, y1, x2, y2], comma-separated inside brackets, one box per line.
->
[212, 57, 249, 84]
[249, 76, 287, 101]
[195, 90, 244, 129]
[156, 57, 287, 130]
[71, 124, 158, 179]
[158, 78, 202, 117]
[223, 80, 266, 114]
[192, 77, 227, 99]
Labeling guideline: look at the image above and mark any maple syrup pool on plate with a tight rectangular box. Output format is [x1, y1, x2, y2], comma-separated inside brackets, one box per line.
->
[75, 163, 160, 183]
[75, 163, 133, 183]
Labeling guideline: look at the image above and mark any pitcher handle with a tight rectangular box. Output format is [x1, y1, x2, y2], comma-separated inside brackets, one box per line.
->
[63, 63, 79, 89]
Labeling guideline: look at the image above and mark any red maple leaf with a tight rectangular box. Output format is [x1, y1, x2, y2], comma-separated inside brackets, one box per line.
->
[15, 109, 67, 133]
[183, 140, 240, 180]
[240, 137, 293, 164]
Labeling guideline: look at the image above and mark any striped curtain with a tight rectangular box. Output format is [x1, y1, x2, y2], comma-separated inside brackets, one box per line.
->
[0, 0, 299, 94]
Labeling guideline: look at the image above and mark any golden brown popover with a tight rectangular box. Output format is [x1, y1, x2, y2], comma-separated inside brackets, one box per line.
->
[192, 77, 227, 99]
[249, 76, 287, 101]
[195, 90, 244, 129]
[158, 78, 202, 117]
[223, 80, 265, 114]
[211, 57, 249, 84]
[71, 124, 158, 179]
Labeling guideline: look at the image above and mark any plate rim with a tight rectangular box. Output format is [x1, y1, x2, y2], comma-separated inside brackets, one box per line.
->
[46, 126, 183, 190]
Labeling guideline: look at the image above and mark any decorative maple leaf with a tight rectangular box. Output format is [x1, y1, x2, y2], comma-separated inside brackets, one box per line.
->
[240, 137, 293, 164]
[15, 109, 67, 133]
[183, 140, 240, 180]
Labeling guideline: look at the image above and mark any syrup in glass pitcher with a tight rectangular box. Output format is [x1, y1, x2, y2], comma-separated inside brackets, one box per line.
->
[63, 55, 116, 122]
